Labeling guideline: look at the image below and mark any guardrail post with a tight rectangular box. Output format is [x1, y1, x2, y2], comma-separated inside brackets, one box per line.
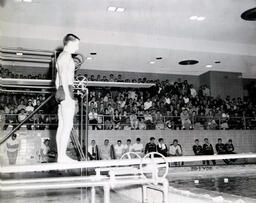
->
[103, 184, 110, 203]
[142, 185, 148, 203]
[91, 186, 95, 203]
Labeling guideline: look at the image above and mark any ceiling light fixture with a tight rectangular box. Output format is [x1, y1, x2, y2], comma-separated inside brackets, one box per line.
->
[189, 16, 198, 20]
[108, 6, 125, 13]
[179, 60, 199, 65]
[86, 57, 93, 60]
[206, 65, 212, 68]
[189, 16, 206, 21]
[108, 6, 117, 12]
[150, 61, 156, 64]
[116, 7, 125, 12]
[197, 16, 205, 21]
[156, 57, 163, 60]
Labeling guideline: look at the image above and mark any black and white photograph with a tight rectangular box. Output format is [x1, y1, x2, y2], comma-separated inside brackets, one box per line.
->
[0, 0, 256, 202]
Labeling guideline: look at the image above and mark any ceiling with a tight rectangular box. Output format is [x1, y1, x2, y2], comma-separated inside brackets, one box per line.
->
[0, 0, 256, 78]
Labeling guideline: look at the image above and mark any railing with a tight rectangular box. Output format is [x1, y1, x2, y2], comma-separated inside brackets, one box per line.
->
[1, 113, 256, 130]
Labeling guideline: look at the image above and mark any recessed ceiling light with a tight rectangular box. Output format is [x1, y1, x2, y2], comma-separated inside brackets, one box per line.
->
[241, 7, 256, 21]
[15, 0, 32, 2]
[197, 16, 206, 21]
[86, 57, 93, 60]
[116, 7, 125, 12]
[150, 61, 156, 64]
[90, 52, 97, 55]
[189, 16, 198, 20]
[179, 60, 199, 65]
[215, 61, 221, 64]
[206, 65, 212, 68]
[108, 6, 117, 12]
[189, 16, 205, 21]
[156, 57, 163, 60]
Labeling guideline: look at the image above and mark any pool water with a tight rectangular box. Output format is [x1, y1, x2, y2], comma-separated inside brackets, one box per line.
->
[169, 174, 256, 199]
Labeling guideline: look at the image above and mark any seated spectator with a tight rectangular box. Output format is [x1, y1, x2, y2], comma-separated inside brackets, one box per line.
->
[130, 111, 139, 130]
[172, 109, 182, 130]
[4, 107, 17, 130]
[220, 113, 229, 130]
[107, 103, 114, 115]
[192, 139, 205, 165]
[169, 139, 183, 166]
[120, 110, 130, 130]
[117, 74, 124, 82]
[144, 110, 155, 130]
[88, 140, 99, 160]
[157, 138, 168, 157]
[6, 133, 20, 165]
[228, 112, 243, 129]
[180, 108, 191, 130]
[195, 111, 207, 130]
[225, 139, 235, 154]
[25, 99, 34, 113]
[17, 99, 26, 112]
[17, 108, 27, 128]
[113, 109, 121, 130]
[145, 137, 157, 154]
[215, 138, 230, 165]
[34, 115, 45, 130]
[225, 139, 236, 163]
[99, 139, 115, 160]
[144, 98, 152, 110]
[190, 84, 197, 98]
[40, 139, 51, 163]
[124, 139, 133, 153]
[114, 140, 125, 159]
[132, 138, 144, 157]
[89, 108, 98, 130]
[202, 138, 216, 165]
[215, 138, 226, 154]
[138, 117, 146, 130]
[154, 110, 165, 130]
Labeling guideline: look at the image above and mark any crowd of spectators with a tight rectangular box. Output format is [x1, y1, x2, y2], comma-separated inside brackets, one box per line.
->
[1, 73, 256, 130]
[84, 136, 236, 166]
[85, 75, 256, 130]
[1, 67, 49, 80]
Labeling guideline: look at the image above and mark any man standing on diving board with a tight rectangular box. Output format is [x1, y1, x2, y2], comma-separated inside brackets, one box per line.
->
[55, 34, 80, 163]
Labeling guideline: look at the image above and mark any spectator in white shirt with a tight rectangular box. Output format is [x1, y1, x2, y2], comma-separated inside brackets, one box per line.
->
[88, 140, 99, 160]
[190, 84, 197, 98]
[40, 139, 50, 163]
[6, 133, 20, 165]
[114, 140, 125, 159]
[89, 108, 98, 130]
[132, 138, 144, 157]
[25, 100, 34, 113]
[124, 139, 133, 153]
[169, 139, 183, 166]
[144, 98, 152, 110]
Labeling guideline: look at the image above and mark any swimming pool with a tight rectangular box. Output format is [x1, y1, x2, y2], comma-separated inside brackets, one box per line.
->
[169, 172, 256, 200]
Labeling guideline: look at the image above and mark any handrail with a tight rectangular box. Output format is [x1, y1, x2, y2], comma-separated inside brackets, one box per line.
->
[1, 114, 256, 130]
[0, 153, 256, 173]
